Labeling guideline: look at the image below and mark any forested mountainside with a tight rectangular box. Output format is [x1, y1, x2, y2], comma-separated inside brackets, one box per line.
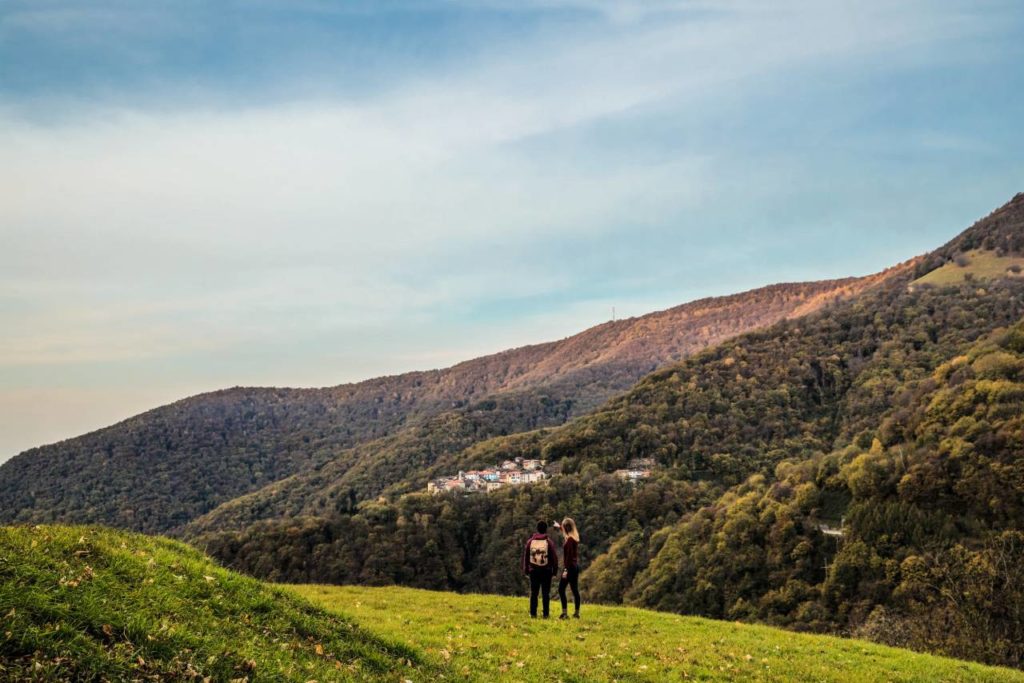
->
[198, 195, 1024, 669]
[0, 276, 881, 534]
[625, 322, 1024, 666]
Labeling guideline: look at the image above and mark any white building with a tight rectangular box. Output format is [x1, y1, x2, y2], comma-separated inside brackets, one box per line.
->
[614, 468, 651, 482]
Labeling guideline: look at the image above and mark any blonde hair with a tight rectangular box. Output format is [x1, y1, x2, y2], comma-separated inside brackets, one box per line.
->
[561, 517, 580, 542]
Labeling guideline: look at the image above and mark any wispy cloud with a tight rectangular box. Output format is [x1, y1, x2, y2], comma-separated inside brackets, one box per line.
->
[1, 0, 1023, 459]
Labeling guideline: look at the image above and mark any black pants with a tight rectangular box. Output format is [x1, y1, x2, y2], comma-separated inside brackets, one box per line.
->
[559, 565, 580, 614]
[529, 569, 553, 617]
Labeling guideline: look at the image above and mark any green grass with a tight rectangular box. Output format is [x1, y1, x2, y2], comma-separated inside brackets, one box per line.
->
[914, 249, 1024, 286]
[0, 525, 439, 681]
[291, 584, 1024, 682]
[4, 525, 1021, 681]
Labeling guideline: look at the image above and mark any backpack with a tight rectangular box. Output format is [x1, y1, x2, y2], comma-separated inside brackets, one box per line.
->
[529, 538, 549, 567]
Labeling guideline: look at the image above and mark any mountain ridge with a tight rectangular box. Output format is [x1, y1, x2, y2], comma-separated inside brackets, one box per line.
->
[0, 272, 896, 534]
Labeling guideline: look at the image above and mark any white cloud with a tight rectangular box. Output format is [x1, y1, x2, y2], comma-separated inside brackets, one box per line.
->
[0, 0, 1015, 455]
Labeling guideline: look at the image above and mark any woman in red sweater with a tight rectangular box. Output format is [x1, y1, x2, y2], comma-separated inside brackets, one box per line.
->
[557, 517, 581, 619]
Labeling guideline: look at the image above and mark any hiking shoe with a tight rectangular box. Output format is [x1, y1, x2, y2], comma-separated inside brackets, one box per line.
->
[573, 613, 580, 619]
[559, 613, 568, 620]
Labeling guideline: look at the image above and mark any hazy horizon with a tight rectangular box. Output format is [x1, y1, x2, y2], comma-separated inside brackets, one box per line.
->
[3, 0, 1023, 462]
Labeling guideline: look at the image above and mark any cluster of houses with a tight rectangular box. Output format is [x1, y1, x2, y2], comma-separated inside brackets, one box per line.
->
[613, 458, 656, 482]
[427, 457, 547, 494]
[427, 457, 656, 494]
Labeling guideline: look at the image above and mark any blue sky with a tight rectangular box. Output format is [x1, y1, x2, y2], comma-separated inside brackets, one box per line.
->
[2, 0, 1023, 461]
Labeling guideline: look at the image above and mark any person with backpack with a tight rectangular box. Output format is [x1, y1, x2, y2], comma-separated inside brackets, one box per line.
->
[521, 520, 559, 618]
[555, 517, 581, 619]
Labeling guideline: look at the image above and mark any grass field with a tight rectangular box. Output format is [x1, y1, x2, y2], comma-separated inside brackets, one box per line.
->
[292, 584, 1024, 682]
[4, 524, 1022, 682]
[914, 249, 1024, 286]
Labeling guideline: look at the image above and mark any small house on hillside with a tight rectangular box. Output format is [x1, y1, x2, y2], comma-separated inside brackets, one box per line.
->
[614, 468, 652, 482]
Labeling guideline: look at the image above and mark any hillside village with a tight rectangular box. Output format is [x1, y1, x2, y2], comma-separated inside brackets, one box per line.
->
[427, 457, 547, 494]
[427, 456, 656, 494]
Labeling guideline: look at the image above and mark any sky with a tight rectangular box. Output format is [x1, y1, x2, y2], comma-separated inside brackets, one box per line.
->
[2, 0, 1023, 462]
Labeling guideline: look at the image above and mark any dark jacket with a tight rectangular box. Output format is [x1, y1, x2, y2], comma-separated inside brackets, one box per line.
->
[563, 536, 579, 569]
[522, 533, 559, 575]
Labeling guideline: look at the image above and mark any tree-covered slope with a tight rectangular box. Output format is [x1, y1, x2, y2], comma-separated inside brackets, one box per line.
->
[0, 525, 439, 682]
[0, 275, 882, 534]
[187, 269, 920, 536]
[627, 320, 1024, 667]
[196, 280, 1024, 591]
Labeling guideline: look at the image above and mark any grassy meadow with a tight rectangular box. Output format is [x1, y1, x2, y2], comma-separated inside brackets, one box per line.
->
[292, 584, 1024, 682]
[3, 523, 1022, 682]
[913, 249, 1024, 286]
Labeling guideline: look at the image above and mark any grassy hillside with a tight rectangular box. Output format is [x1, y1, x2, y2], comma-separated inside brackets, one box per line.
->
[913, 192, 1024, 278]
[913, 248, 1024, 286]
[293, 584, 1024, 682]
[0, 525, 438, 682]
[3, 526, 1017, 682]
